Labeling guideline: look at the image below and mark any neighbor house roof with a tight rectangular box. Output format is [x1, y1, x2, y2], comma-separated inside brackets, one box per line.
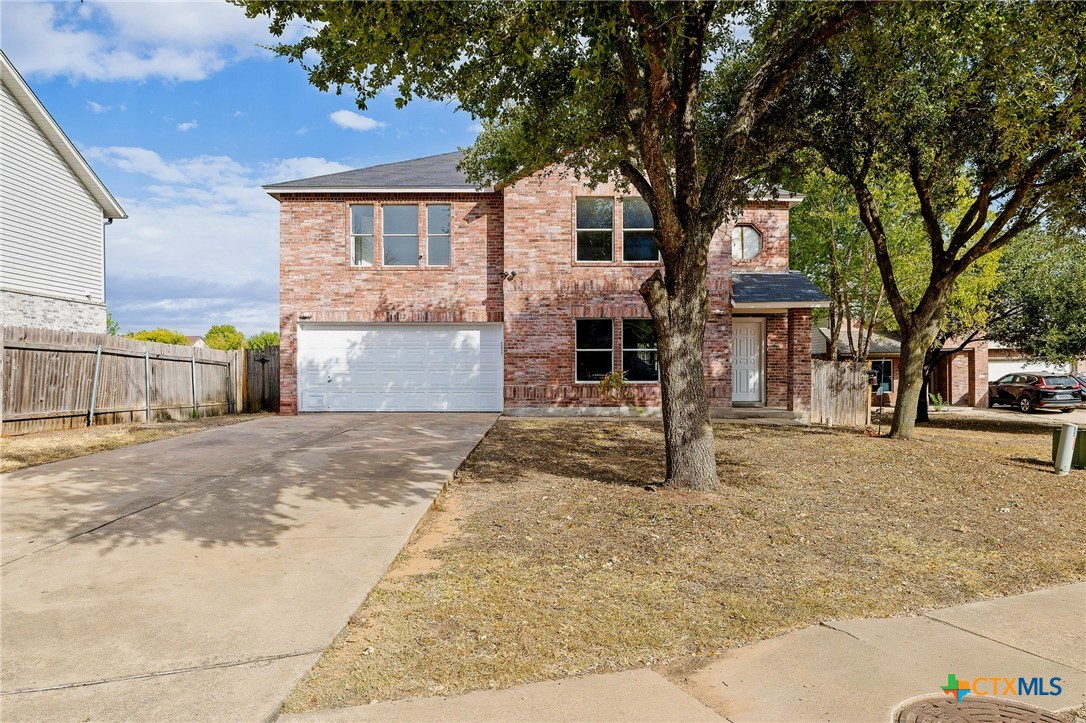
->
[264, 151, 490, 194]
[731, 272, 829, 309]
[812, 325, 901, 357]
[0, 50, 126, 219]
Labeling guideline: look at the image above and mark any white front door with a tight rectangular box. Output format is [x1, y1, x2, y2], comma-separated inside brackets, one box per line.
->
[296, 323, 504, 412]
[732, 319, 764, 404]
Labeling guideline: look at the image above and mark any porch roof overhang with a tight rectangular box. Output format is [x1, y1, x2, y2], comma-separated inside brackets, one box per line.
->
[731, 271, 829, 311]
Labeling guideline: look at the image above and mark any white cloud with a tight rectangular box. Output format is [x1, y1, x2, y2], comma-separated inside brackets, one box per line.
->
[177, 120, 198, 132]
[87, 101, 107, 113]
[330, 110, 388, 132]
[268, 157, 352, 183]
[468, 123, 485, 133]
[0, 1, 307, 83]
[89, 146, 351, 332]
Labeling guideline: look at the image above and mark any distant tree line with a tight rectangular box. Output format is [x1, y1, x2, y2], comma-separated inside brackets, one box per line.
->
[118, 323, 279, 351]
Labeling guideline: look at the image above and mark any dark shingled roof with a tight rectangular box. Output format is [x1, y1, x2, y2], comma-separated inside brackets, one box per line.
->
[732, 272, 829, 305]
[264, 151, 484, 191]
[813, 327, 901, 356]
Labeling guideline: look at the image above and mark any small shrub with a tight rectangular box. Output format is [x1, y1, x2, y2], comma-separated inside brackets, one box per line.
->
[127, 328, 189, 345]
[598, 370, 628, 401]
[928, 391, 948, 411]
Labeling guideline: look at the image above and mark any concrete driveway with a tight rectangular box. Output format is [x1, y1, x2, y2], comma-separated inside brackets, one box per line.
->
[1, 413, 496, 722]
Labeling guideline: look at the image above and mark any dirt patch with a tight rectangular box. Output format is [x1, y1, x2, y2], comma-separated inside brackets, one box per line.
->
[0, 414, 269, 473]
[385, 492, 464, 580]
[282, 417, 1086, 713]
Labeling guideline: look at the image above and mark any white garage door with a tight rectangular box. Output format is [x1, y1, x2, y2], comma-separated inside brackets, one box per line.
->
[989, 358, 1070, 380]
[297, 323, 503, 412]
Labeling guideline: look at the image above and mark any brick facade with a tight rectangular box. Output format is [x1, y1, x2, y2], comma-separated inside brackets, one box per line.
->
[277, 193, 503, 413]
[275, 165, 813, 415]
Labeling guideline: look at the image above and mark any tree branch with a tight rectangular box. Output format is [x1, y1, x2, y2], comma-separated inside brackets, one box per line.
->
[906, 143, 948, 264]
[702, 2, 869, 221]
[672, 1, 715, 221]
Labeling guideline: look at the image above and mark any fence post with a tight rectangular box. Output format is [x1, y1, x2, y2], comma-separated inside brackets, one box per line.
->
[87, 344, 103, 427]
[191, 351, 198, 418]
[226, 353, 235, 414]
[144, 351, 152, 421]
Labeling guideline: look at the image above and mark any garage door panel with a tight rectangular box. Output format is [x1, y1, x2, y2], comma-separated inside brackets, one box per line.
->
[989, 359, 1070, 379]
[298, 324, 503, 412]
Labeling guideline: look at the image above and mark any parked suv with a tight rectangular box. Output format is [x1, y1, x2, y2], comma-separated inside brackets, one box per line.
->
[988, 373, 1082, 413]
[1073, 372, 1086, 405]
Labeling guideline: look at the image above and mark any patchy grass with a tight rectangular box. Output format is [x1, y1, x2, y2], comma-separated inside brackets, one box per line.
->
[0, 414, 269, 473]
[284, 416, 1086, 713]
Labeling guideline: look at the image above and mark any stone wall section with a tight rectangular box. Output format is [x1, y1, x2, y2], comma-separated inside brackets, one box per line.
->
[1, 289, 106, 332]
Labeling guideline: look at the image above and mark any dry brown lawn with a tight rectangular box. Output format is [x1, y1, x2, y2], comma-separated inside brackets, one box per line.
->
[0, 414, 269, 473]
[284, 415, 1086, 713]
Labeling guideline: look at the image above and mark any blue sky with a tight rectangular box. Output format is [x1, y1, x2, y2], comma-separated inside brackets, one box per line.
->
[2, 0, 481, 335]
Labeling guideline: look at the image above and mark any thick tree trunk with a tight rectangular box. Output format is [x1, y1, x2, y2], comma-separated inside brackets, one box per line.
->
[890, 318, 942, 438]
[890, 332, 926, 438]
[916, 373, 930, 423]
[642, 260, 720, 491]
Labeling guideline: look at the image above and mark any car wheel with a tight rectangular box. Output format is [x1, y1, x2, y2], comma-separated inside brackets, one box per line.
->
[1061, 408, 1074, 413]
[1018, 396, 1035, 413]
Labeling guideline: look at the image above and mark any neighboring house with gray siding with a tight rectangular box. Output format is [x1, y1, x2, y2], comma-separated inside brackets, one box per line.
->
[0, 50, 126, 332]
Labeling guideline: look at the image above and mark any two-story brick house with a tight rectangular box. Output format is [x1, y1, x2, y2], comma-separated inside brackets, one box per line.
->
[265, 151, 827, 417]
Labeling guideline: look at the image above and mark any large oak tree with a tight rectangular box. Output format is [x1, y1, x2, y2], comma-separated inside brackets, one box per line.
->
[781, 2, 1086, 438]
[237, 0, 867, 489]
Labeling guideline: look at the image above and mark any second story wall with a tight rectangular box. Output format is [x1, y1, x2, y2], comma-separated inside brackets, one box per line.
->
[502, 167, 794, 290]
[728, 201, 793, 272]
[0, 83, 105, 303]
[278, 193, 504, 324]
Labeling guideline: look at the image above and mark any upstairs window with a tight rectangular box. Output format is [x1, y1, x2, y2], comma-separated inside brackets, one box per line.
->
[576, 197, 613, 262]
[575, 319, 613, 382]
[622, 319, 659, 382]
[732, 224, 762, 261]
[383, 205, 419, 267]
[427, 204, 451, 266]
[622, 198, 658, 261]
[350, 205, 374, 266]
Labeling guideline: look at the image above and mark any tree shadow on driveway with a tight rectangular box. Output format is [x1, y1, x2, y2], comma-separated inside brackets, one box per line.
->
[0, 413, 497, 562]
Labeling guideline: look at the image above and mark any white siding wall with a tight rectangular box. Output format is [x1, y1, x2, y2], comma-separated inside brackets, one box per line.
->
[0, 82, 105, 303]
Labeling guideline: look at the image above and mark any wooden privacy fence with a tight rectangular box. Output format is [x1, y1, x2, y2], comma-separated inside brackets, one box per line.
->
[243, 346, 280, 413]
[811, 359, 871, 427]
[1, 326, 250, 436]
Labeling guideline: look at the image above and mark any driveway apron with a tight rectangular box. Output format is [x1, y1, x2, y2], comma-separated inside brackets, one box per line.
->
[0, 413, 496, 722]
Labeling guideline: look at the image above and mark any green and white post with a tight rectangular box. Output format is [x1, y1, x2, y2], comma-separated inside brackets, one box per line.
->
[1054, 423, 1078, 476]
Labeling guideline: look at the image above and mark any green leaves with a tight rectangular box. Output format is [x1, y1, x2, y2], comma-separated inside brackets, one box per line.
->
[988, 234, 1086, 364]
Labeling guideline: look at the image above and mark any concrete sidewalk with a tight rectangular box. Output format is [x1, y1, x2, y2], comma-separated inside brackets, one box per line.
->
[281, 582, 1085, 722]
[1, 413, 496, 722]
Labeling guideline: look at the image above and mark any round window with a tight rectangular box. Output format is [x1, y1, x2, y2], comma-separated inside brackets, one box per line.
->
[731, 225, 762, 260]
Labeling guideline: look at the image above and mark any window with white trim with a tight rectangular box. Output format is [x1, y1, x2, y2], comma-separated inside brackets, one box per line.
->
[731, 224, 762, 260]
[575, 319, 613, 381]
[576, 197, 613, 262]
[622, 198, 658, 261]
[427, 204, 451, 266]
[383, 205, 419, 266]
[622, 319, 659, 382]
[350, 204, 374, 266]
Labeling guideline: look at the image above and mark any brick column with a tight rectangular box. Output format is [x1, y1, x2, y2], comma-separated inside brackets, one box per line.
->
[279, 313, 298, 415]
[971, 341, 989, 407]
[787, 308, 812, 412]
